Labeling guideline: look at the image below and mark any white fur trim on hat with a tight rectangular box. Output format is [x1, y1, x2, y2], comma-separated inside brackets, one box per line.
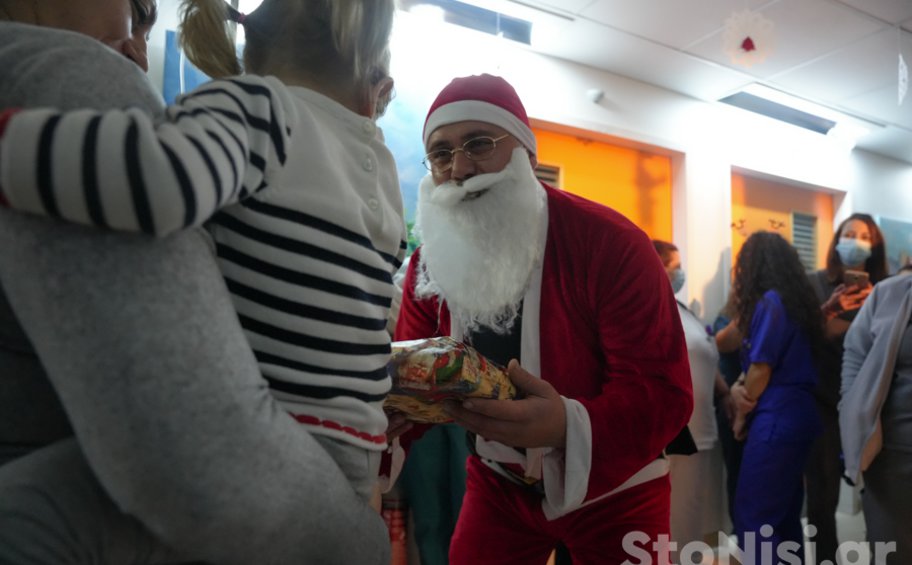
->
[423, 100, 537, 155]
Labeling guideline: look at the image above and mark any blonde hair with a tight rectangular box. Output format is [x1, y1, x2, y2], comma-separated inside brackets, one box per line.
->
[179, 0, 395, 110]
[178, 0, 241, 77]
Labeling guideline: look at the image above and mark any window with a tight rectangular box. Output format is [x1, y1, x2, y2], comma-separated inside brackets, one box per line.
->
[535, 163, 561, 188]
[792, 212, 817, 272]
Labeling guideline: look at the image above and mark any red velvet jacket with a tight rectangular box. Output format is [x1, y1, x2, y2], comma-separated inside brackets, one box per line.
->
[395, 184, 692, 508]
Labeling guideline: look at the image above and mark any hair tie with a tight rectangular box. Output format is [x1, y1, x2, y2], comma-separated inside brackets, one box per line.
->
[225, 4, 247, 25]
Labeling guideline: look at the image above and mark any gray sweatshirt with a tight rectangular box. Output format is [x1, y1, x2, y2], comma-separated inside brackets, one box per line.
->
[0, 21, 388, 564]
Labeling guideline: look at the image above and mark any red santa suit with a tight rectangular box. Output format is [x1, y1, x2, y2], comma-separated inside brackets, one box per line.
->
[397, 181, 693, 564]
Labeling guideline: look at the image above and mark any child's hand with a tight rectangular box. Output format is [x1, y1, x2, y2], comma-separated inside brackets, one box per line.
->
[384, 410, 413, 442]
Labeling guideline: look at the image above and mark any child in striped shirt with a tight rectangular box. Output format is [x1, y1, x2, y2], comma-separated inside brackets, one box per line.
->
[0, 0, 406, 502]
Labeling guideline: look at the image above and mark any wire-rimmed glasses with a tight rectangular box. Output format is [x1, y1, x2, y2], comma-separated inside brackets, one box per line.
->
[422, 134, 511, 173]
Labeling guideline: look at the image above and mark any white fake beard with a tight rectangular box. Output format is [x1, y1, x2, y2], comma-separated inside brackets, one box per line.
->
[415, 148, 547, 336]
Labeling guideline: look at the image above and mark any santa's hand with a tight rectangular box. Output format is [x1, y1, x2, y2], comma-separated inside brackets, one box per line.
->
[443, 359, 567, 448]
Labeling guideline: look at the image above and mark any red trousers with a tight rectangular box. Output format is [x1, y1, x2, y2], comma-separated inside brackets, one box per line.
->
[450, 456, 671, 565]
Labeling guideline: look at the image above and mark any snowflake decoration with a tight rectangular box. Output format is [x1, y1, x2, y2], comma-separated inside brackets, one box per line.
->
[723, 10, 775, 68]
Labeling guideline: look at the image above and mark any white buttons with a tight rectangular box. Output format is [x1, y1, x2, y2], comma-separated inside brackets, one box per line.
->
[363, 157, 374, 172]
[368, 198, 379, 210]
[362, 120, 375, 135]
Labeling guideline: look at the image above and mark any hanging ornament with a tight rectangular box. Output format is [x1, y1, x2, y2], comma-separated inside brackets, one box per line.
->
[723, 10, 775, 68]
[899, 53, 908, 106]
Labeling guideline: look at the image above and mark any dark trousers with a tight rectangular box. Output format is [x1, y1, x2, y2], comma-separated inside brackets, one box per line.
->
[804, 403, 842, 564]
[863, 449, 912, 565]
[716, 399, 743, 528]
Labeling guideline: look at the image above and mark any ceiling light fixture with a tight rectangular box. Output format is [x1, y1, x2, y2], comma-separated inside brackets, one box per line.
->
[408, 4, 446, 21]
[504, 0, 574, 22]
[454, 0, 574, 25]
[720, 83, 884, 148]
[720, 87, 835, 134]
[401, 0, 532, 44]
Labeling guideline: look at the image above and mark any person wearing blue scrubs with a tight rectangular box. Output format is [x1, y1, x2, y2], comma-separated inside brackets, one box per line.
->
[729, 232, 824, 565]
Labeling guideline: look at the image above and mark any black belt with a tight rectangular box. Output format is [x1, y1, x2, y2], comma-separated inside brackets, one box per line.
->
[466, 431, 545, 495]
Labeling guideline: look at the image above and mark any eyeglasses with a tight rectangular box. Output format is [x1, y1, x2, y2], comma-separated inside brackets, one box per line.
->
[422, 134, 511, 172]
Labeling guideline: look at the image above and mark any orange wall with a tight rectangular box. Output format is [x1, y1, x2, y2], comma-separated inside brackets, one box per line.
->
[731, 173, 834, 269]
[532, 128, 673, 241]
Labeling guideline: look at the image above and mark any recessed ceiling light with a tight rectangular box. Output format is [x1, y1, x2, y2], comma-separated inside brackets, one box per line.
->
[719, 83, 884, 148]
[402, 0, 533, 44]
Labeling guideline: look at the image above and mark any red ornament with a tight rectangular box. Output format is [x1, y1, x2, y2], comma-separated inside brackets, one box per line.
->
[741, 36, 756, 52]
[724, 10, 773, 67]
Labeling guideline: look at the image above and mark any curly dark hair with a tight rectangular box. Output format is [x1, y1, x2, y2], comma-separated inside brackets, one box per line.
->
[825, 213, 888, 284]
[733, 232, 825, 363]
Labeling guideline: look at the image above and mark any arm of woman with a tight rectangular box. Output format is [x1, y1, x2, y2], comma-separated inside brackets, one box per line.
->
[715, 318, 742, 353]
[742, 362, 772, 399]
[714, 371, 734, 423]
[822, 284, 872, 339]
[731, 363, 771, 440]
[825, 317, 852, 340]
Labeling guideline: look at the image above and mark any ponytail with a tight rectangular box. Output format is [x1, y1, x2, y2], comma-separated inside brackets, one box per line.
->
[179, 0, 242, 78]
[182, 0, 396, 112]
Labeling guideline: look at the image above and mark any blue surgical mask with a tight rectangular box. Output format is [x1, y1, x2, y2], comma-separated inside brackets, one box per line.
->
[671, 268, 686, 294]
[835, 237, 872, 267]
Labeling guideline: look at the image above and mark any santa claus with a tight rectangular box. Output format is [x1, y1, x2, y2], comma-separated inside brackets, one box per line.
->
[395, 74, 693, 565]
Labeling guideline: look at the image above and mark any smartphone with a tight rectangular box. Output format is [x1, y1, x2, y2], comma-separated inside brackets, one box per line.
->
[844, 269, 870, 287]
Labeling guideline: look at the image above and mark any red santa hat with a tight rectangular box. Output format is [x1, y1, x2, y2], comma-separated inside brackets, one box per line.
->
[422, 74, 537, 155]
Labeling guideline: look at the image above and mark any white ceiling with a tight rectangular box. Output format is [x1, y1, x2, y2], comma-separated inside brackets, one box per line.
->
[466, 0, 912, 164]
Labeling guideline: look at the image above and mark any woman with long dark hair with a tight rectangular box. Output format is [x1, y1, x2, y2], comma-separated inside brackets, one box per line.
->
[805, 213, 887, 563]
[729, 231, 825, 564]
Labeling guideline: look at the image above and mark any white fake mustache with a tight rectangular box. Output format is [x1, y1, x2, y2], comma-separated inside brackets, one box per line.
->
[424, 163, 514, 208]
[414, 148, 547, 335]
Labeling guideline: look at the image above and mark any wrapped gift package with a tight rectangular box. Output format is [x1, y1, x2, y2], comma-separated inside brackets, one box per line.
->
[385, 336, 516, 423]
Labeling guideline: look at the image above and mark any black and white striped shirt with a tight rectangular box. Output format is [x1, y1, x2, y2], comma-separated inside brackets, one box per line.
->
[0, 75, 407, 449]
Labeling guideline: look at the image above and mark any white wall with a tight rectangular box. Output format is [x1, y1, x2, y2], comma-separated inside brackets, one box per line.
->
[144, 4, 911, 323]
[848, 153, 912, 221]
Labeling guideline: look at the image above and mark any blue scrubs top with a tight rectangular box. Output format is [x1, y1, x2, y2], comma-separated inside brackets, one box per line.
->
[741, 290, 821, 442]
